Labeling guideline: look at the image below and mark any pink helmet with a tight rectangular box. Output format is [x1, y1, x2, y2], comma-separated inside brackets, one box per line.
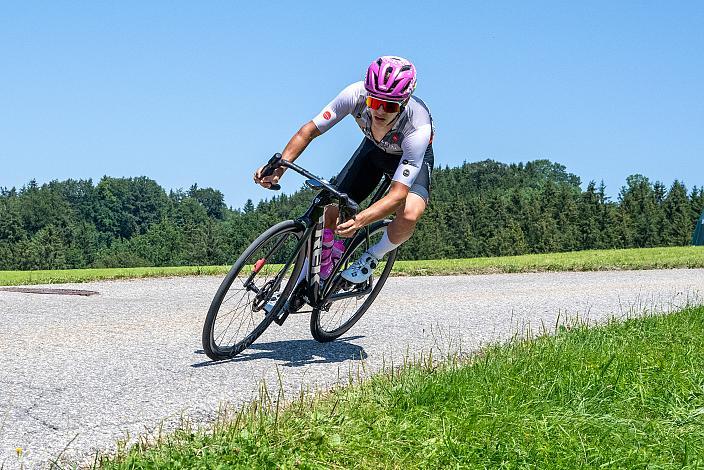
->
[364, 56, 417, 102]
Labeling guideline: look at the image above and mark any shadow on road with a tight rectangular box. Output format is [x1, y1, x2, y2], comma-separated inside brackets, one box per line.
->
[192, 336, 367, 368]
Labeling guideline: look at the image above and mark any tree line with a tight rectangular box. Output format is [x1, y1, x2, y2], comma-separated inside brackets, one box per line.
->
[0, 159, 702, 270]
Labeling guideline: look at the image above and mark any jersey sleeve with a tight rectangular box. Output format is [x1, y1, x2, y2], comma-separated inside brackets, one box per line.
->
[311, 82, 363, 134]
[392, 124, 432, 187]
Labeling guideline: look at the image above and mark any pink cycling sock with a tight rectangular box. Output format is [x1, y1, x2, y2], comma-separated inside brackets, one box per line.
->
[320, 231, 345, 280]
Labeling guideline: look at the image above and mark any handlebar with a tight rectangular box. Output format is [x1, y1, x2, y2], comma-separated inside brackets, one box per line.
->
[259, 153, 360, 216]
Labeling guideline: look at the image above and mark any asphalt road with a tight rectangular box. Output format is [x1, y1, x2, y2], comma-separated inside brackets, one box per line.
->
[1, 269, 703, 468]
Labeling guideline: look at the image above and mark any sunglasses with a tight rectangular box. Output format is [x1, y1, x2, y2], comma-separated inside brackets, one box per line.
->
[365, 96, 402, 113]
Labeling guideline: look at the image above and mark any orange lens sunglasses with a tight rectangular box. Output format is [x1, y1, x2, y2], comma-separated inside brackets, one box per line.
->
[365, 96, 402, 113]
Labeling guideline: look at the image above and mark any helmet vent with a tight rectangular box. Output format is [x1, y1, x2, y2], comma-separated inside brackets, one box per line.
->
[400, 65, 412, 72]
[384, 67, 393, 81]
[376, 58, 383, 67]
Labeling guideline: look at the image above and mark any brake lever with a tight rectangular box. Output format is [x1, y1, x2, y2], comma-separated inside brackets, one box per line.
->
[338, 194, 359, 223]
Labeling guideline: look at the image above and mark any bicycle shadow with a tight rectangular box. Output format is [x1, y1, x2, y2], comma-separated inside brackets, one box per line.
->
[192, 335, 367, 368]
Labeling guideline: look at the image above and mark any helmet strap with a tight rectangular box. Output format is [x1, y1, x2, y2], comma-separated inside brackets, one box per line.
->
[398, 98, 410, 115]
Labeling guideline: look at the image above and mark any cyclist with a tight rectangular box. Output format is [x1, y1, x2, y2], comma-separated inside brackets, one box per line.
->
[254, 55, 434, 284]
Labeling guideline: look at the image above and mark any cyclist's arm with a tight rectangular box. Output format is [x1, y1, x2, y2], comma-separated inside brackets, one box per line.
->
[256, 83, 360, 188]
[281, 121, 321, 164]
[255, 122, 320, 188]
[337, 182, 410, 234]
[336, 124, 431, 236]
[311, 82, 362, 133]
[286, 82, 360, 161]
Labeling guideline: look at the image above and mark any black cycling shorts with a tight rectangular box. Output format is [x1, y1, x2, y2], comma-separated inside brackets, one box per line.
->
[333, 137, 434, 205]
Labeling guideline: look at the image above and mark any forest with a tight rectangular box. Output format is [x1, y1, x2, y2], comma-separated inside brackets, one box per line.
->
[0, 159, 701, 270]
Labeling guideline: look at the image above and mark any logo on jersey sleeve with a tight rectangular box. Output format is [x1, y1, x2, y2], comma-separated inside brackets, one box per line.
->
[403, 169, 410, 177]
[323, 111, 332, 120]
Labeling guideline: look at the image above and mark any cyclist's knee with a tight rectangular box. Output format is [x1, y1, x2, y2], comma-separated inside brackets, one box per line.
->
[397, 194, 426, 223]
[324, 204, 339, 228]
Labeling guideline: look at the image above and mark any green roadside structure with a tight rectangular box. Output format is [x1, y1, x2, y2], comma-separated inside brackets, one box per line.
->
[694, 207, 704, 246]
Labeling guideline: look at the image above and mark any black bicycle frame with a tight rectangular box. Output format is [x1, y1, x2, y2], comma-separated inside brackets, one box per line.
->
[300, 177, 392, 308]
[259, 153, 392, 310]
[300, 194, 328, 306]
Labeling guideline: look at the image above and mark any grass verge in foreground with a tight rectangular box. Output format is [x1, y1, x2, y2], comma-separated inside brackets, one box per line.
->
[100, 305, 704, 469]
[2, 245, 703, 286]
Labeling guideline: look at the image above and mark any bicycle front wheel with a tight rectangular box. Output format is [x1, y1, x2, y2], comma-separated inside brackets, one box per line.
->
[310, 220, 397, 342]
[202, 220, 304, 360]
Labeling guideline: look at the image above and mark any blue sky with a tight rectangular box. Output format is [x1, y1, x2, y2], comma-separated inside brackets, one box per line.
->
[1, 2, 702, 209]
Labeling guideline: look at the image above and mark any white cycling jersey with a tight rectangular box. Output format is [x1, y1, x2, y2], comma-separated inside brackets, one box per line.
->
[312, 81, 434, 188]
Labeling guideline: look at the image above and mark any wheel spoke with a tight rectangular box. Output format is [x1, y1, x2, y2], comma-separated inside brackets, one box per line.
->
[215, 288, 251, 345]
[204, 224, 303, 359]
[311, 222, 396, 342]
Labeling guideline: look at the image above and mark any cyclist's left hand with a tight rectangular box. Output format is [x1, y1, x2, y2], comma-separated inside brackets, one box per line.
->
[335, 218, 361, 238]
[254, 164, 284, 189]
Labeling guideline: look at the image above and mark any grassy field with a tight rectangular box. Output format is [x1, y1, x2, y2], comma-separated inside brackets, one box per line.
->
[0, 265, 227, 287]
[1, 246, 703, 286]
[99, 305, 704, 468]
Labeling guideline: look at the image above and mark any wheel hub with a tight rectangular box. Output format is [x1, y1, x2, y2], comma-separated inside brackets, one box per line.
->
[251, 279, 277, 312]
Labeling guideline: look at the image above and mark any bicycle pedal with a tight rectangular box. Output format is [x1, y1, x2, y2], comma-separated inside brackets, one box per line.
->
[355, 281, 372, 299]
[337, 280, 353, 291]
[262, 296, 279, 314]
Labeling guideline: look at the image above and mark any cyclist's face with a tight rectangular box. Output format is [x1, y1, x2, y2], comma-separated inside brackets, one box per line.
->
[370, 107, 399, 125]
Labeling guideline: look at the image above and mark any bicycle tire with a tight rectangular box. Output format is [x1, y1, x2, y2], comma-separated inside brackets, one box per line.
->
[310, 220, 396, 342]
[202, 220, 305, 360]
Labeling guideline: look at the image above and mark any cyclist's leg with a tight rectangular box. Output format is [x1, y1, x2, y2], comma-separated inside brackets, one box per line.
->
[326, 138, 386, 229]
[323, 204, 339, 230]
[386, 143, 433, 245]
[385, 193, 426, 245]
[341, 144, 433, 283]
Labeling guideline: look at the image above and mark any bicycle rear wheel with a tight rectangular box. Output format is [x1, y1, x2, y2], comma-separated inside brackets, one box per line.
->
[202, 220, 304, 360]
[310, 220, 396, 342]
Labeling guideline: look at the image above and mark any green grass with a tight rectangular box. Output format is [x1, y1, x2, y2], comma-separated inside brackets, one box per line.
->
[392, 245, 704, 276]
[99, 305, 704, 468]
[0, 265, 229, 286]
[1, 246, 703, 286]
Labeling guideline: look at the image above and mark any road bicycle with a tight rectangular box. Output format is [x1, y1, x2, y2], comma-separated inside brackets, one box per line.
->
[202, 154, 397, 360]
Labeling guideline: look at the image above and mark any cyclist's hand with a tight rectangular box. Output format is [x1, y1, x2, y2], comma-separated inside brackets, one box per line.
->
[253, 165, 284, 189]
[335, 217, 361, 238]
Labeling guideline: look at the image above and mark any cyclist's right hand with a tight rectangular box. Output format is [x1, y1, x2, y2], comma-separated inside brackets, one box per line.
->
[254, 164, 284, 189]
